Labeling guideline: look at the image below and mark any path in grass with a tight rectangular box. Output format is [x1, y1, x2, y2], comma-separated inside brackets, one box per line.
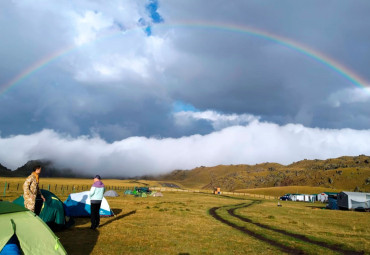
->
[209, 204, 303, 254]
[209, 200, 364, 255]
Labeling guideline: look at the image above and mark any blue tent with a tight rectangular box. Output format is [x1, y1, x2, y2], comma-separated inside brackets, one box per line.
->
[327, 197, 339, 210]
[64, 191, 113, 217]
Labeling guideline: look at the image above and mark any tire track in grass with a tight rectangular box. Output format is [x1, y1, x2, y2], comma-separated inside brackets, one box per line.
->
[228, 204, 364, 255]
[209, 204, 304, 254]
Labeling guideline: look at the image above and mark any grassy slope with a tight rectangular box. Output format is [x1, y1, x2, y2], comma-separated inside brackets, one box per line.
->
[158, 155, 370, 192]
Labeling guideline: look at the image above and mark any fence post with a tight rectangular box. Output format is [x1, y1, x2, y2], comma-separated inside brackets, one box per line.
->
[3, 182, 7, 197]
[17, 183, 20, 191]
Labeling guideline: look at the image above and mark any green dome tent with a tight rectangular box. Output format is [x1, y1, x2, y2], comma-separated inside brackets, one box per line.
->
[0, 201, 67, 255]
[13, 189, 72, 231]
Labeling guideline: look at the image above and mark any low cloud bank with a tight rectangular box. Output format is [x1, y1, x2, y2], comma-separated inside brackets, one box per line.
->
[1, 120, 370, 177]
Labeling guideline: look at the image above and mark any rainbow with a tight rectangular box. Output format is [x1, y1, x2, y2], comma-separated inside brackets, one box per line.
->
[1, 21, 368, 95]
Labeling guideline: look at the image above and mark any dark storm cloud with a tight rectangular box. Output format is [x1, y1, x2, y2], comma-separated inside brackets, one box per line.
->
[1, 0, 370, 140]
[159, 0, 370, 129]
[0, 1, 370, 176]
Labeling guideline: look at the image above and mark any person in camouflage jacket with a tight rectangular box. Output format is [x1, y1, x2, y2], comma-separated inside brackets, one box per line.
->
[23, 165, 45, 212]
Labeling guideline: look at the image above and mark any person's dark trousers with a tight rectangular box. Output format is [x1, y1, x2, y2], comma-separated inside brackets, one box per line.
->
[90, 200, 102, 229]
[35, 194, 43, 215]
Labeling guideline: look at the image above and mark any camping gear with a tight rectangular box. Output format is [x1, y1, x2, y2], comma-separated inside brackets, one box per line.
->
[337, 191, 370, 210]
[318, 192, 338, 203]
[327, 197, 338, 210]
[13, 189, 72, 231]
[104, 190, 119, 197]
[135, 192, 147, 198]
[289, 194, 305, 202]
[0, 201, 67, 255]
[64, 191, 113, 217]
[152, 192, 163, 197]
[135, 187, 150, 193]
[124, 190, 133, 195]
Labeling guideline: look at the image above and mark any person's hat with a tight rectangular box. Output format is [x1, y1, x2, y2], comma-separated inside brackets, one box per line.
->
[94, 175, 101, 180]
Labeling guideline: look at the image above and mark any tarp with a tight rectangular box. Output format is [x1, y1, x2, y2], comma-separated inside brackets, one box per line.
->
[124, 190, 133, 195]
[64, 191, 113, 217]
[13, 190, 68, 230]
[0, 201, 67, 255]
[104, 190, 119, 197]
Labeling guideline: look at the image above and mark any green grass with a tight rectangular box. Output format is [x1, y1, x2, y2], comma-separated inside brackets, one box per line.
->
[1, 178, 369, 254]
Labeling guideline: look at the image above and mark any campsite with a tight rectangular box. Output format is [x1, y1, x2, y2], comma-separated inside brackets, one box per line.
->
[1, 177, 369, 254]
[2, 1, 370, 254]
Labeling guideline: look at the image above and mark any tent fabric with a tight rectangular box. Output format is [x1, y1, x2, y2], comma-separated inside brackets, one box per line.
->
[104, 190, 119, 197]
[0, 201, 67, 255]
[124, 190, 133, 195]
[13, 190, 67, 229]
[1, 235, 21, 255]
[327, 197, 338, 210]
[135, 193, 147, 197]
[337, 191, 370, 209]
[152, 192, 163, 197]
[64, 191, 113, 217]
[135, 187, 150, 193]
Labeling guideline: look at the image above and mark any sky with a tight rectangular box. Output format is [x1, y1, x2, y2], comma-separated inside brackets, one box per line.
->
[1, 0, 370, 177]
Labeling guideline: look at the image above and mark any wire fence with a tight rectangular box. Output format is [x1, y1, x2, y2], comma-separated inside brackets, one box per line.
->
[0, 181, 135, 198]
[1, 181, 279, 200]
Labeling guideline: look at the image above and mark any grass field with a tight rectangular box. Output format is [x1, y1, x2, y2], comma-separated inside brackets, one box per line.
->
[1, 178, 369, 254]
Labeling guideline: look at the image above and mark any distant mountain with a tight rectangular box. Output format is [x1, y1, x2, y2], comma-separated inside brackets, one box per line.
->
[0, 163, 12, 177]
[156, 155, 370, 192]
[2, 155, 370, 192]
[1, 160, 78, 178]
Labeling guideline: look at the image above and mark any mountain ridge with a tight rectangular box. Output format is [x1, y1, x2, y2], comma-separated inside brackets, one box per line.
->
[155, 155, 370, 192]
[1, 155, 369, 192]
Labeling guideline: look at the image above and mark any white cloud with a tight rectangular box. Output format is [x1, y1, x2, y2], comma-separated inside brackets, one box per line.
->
[174, 110, 260, 130]
[328, 87, 370, 107]
[1, 121, 369, 177]
[72, 10, 114, 46]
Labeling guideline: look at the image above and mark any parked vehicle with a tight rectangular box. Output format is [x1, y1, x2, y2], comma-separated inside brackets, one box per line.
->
[279, 195, 290, 201]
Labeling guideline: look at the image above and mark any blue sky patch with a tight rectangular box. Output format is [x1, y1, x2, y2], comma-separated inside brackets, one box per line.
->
[147, 0, 164, 23]
[173, 101, 198, 113]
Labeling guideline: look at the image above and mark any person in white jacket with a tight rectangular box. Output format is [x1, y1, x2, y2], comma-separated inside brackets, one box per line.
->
[89, 175, 105, 230]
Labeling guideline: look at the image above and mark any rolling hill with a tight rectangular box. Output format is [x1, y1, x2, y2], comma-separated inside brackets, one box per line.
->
[2, 155, 370, 192]
[156, 155, 370, 192]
